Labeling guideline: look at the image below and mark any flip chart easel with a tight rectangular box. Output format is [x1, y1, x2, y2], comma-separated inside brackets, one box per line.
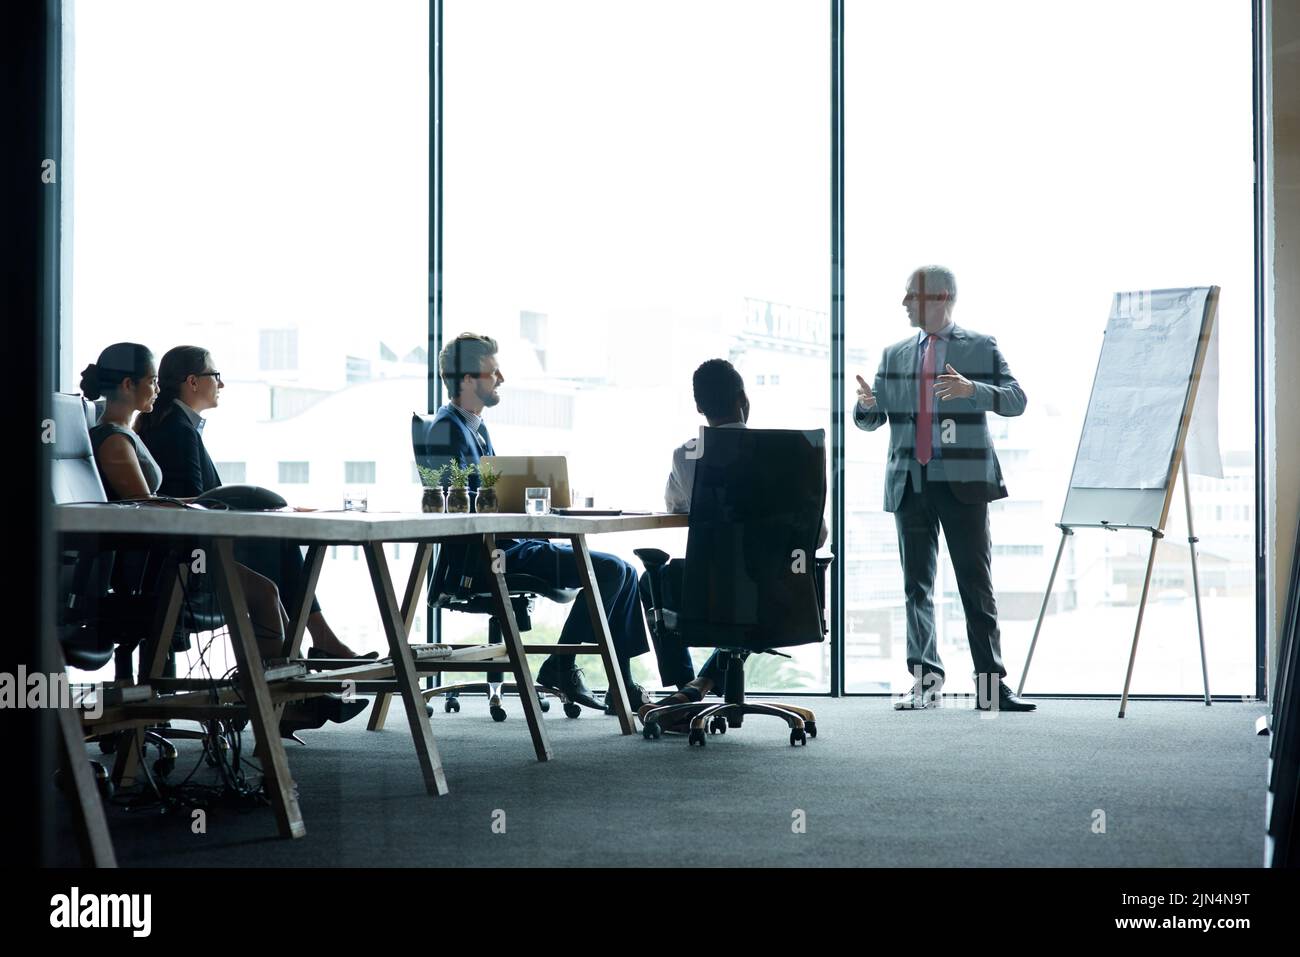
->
[1018, 286, 1219, 717]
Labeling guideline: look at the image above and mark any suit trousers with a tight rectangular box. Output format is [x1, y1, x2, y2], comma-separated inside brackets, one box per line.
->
[636, 561, 732, 691]
[500, 540, 649, 684]
[894, 465, 1006, 682]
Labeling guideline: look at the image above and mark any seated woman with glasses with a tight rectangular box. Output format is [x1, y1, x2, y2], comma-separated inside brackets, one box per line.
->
[84, 342, 368, 734]
[134, 345, 373, 660]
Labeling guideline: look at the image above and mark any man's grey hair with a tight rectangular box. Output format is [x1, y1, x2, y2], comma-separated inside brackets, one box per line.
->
[910, 265, 957, 301]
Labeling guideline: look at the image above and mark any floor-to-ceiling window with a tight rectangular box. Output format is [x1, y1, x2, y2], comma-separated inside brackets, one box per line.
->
[65, 0, 430, 671]
[842, 0, 1256, 695]
[442, 0, 832, 692]
[61, 1, 1258, 698]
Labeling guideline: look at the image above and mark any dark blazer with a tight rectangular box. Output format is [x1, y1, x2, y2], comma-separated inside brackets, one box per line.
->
[413, 403, 503, 594]
[413, 403, 494, 486]
[854, 324, 1026, 510]
[140, 405, 222, 499]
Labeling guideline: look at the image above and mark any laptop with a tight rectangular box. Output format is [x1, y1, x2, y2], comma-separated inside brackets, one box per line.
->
[478, 455, 572, 513]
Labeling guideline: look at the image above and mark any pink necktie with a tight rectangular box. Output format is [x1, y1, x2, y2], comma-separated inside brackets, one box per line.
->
[916, 334, 937, 465]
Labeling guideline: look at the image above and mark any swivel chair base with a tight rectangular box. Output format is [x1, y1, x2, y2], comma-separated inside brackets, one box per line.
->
[638, 651, 817, 747]
[428, 681, 588, 720]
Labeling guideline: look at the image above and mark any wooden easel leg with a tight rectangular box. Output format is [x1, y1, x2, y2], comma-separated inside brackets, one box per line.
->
[1181, 457, 1212, 706]
[482, 534, 552, 762]
[570, 534, 633, 734]
[1017, 528, 1071, 696]
[1119, 532, 1163, 718]
[363, 543, 448, 795]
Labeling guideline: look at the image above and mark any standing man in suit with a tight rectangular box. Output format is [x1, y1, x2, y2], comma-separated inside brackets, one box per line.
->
[413, 332, 653, 712]
[854, 266, 1035, 712]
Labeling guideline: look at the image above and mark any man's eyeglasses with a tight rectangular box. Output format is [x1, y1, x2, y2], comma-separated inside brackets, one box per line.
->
[195, 371, 223, 384]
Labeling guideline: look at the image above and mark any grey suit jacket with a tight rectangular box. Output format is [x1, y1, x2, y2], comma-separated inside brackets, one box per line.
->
[854, 324, 1026, 511]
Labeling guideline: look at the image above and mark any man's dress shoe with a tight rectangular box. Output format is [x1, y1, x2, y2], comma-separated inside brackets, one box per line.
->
[975, 678, 1037, 712]
[893, 675, 944, 710]
[537, 663, 604, 711]
[604, 682, 650, 714]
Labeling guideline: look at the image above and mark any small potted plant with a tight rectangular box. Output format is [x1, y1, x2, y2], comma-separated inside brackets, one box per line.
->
[446, 460, 474, 513]
[475, 460, 500, 513]
[417, 464, 445, 513]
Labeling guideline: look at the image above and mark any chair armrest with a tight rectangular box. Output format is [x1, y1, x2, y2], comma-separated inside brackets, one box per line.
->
[814, 555, 834, 633]
[633, 547, 671, 571]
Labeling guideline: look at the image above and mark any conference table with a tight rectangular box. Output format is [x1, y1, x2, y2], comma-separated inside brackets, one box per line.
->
[55, 504, 688, 848]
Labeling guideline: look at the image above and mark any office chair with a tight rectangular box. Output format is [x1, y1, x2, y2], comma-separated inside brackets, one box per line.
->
[404, 410, 585, 722]
[51, 392, 162, 793]
[421, 544, 586, 720]
[635, 427, 831, 747]
[53, 393, 223, 778]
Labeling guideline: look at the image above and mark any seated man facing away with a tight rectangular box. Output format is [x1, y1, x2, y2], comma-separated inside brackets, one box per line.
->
[642, 359, 828, 718]
[413, 332, 654, 711]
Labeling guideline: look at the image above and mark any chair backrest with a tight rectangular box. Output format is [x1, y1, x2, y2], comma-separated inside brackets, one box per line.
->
[51, 392, 108, 505]
[679, 427, 826, 650]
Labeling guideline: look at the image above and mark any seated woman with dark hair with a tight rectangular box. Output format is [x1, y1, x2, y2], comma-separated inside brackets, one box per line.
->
[134, 344, 374, 660]
[80, 342, 288, 661]
[84, 342, 367, 732]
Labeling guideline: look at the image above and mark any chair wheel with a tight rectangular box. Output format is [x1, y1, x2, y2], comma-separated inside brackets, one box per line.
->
[540, 697, 551, 713]
[153, 757, 175, 777]
[563, 702, 582, 719]
[95, 766, 115, 801]
[444, 697, 460, 713]
[490, 705, 508, 722]
[688, 728, 706, 747]
[790, 728, 807, 746]
[642, 720, 662, 739]
[806, 721, 817, 738]
[709, 716, 727, 735]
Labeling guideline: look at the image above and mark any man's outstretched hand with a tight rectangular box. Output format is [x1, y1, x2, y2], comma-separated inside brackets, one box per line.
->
[935, 363, 974, 401]
[855, 374, 877, 410]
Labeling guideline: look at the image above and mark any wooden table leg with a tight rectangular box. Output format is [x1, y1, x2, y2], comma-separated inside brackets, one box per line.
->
[55, 642, 117, 868]
[483, 534, 552, 761]
[58, 705, 117, 867]
[208, 537, 306, 838]
[363, 543, 449, 795]
[285, 544, 325, 660]
[114, 560, 188, 788]
[569, 534, 634, 734]
[368, 542, 433, 732]
[277, 544, 326, 727]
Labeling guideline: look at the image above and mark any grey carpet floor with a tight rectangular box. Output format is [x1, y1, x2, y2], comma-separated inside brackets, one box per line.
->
[61, 697, 1271, 867]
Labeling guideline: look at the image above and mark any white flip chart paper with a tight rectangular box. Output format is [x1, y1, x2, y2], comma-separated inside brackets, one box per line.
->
[1071, 287, 1210, 490]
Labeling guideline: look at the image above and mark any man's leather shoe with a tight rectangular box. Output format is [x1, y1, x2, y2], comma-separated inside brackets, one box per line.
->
[537, 662, 604, 710]
[975, 678, 1037, 712]
[893, 674, 944, 710]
